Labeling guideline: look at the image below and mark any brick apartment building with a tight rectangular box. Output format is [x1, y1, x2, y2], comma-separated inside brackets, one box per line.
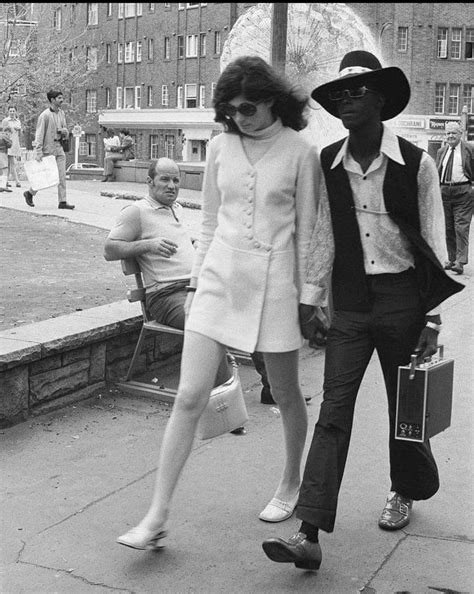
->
[3, 3, 473, 166]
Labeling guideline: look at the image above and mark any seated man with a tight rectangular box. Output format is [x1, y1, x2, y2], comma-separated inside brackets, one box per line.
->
[102, 128, 135, 182]
[104, 157, 273, 402]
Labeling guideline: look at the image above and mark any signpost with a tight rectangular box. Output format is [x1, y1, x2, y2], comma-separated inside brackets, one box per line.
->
[72, 124, 82, 168]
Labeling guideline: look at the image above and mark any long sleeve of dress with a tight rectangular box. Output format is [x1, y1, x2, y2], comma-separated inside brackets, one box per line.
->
[190, 137, 221, 281]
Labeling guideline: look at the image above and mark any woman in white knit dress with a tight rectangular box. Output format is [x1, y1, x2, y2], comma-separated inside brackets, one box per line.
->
[117, 56, 322, 551]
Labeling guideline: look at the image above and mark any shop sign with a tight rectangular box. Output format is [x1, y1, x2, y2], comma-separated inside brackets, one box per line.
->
[392, 118, 425, 129]
[429, 118, 458, 130]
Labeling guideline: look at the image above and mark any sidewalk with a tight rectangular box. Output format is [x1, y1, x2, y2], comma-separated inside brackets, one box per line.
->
[0, 179, 204, 234]
[1, 180, 473, 593]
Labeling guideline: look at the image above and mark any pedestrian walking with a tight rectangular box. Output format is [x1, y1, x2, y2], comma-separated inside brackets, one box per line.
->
[116, 55, 321, 551]
[23, 89, 75, 210]
[262, 50, 464, 572]
[1, 106, 22, 187]
[435, 121, 474, 275]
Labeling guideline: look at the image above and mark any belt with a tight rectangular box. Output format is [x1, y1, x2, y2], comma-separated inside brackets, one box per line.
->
[441, 181, 470, 186]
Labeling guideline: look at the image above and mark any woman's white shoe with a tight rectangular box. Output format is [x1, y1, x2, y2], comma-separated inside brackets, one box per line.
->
[116, 525, 167, 550]
[259, 492, 299, 522]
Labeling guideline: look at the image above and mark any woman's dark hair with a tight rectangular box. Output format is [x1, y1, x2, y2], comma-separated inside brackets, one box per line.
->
[213, 55, 308, 133]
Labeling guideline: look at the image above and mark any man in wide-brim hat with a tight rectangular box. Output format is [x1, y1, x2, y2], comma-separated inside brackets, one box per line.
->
[262, 50, 464, 571]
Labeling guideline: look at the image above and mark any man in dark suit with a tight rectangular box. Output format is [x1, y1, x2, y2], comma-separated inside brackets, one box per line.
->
[436, 121, 474, 275]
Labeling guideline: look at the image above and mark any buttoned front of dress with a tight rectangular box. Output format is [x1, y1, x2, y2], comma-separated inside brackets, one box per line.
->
[187, 123, 320, 353]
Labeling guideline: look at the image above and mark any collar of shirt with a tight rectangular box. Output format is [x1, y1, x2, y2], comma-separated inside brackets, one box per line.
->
[330, 123, 405, 173]
[144, 195, 180, 218]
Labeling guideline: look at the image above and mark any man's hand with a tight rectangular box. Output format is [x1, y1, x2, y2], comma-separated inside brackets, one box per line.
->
[35, 154, 43, 162]
[298, 304, 329, 340]
[412, 326, 439, 362]
[147, 238, 178, 258]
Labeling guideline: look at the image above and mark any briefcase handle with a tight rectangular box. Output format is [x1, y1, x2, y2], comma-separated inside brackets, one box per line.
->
[409, 344, 444, 380]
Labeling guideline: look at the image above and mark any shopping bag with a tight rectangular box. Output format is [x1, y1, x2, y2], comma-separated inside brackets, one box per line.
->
[23, 155, 59, 192]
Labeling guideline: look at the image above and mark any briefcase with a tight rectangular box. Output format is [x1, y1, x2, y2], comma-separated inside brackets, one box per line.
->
[395, 345, 453, 443]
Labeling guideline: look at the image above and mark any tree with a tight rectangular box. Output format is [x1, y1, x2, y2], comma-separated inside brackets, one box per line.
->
[0, 3, 95, 147]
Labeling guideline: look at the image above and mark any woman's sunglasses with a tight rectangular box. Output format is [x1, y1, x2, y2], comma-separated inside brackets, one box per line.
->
[218, 102, 261, 117]
[328, 86, 377, 102]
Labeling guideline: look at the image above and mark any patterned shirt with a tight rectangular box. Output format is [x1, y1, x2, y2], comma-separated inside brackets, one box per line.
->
[301, 125, 448, 315]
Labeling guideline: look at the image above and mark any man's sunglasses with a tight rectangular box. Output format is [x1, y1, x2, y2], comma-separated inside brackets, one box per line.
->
[218, 102, 261, 117]
[328, 86, 377, 101]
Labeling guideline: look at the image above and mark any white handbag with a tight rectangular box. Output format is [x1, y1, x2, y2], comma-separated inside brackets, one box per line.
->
[24, 155, 59, 192]
[196, 356, 248, 440]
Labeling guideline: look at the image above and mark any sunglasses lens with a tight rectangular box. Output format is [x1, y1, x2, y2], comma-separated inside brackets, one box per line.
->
[328, 86, 369, 101]
[238, 103, 257, 116]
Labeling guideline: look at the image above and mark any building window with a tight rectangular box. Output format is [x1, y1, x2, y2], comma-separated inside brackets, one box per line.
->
[466, 28, 474, 59]
[149, 3, 155, 12]
[106, 44, 111, 63]
[165, 134, 175, 160]
[106, 3, 113, 17]
[118, 3, 124, 19]
[53, 54, 60, 74]
[116, 87, 123, 109]
[53, 8, 62, 31]
[397, 26, 408, 52]
[177, 86, 183, 108]
[147, 86, 153, 107]
[86, 90, 97, 113]
[463, 85, 474, 112]
[164, 37, 170, 60]
[437, 28, 448, 58]
[214, 31, 221, 54]
[199, 84, 205, 108]
[150, 134, 159, 159]
[186, 35, 198, 57]
[125, 41, 136, 63]
[124, 3, 140, 18]
[105, 87, 111, 108]
[118, 43, 123, 63]
[185, 83, 197, 108]
[177, 36, 184, 59]
[148, 38, 154, 60]
[70, 4, 76, 24]
[434, 83, 446, 114]
[200, 33, 206, 57]
[211, 82, 216, 100]
[84, 134, 97, 157]
[136, 41, 142, 62]
[448, 84, 460, 114]
[135, 86, 141, 109]
[162, 85, 169, 106]
[87, 3, 98, 26]
[123, 87, 134, 108]
[451, 28, 462, 59]
[86, 47, 98, 71]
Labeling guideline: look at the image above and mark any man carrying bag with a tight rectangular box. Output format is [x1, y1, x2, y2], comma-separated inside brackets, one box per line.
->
[23, 89, 75, 210]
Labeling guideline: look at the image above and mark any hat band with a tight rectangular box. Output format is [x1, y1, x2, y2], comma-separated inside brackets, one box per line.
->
[338, 66, 373, 78]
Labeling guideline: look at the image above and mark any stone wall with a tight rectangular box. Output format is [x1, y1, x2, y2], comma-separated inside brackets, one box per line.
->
[0, 301, 183, 428]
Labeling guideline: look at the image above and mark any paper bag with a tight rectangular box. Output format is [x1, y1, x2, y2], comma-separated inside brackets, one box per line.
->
[24, 155, 59, 192]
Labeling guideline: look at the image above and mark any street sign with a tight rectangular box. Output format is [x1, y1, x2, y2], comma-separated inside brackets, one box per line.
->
[72, 124, 82, 137]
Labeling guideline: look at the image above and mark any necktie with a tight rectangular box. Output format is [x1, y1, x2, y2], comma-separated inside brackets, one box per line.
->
[442, 147, 455, 183]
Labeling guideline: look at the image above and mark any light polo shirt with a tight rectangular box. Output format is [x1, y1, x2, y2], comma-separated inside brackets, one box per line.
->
[108, 195, 195, 293]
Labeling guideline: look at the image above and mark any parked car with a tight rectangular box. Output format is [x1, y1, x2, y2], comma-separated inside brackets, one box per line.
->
[66, 163, 104, 179]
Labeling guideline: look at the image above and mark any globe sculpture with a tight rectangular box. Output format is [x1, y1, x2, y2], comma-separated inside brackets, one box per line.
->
[221, 3, 380, 149]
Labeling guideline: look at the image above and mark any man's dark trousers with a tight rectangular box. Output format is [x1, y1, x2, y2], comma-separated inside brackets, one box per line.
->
[441, 183, 473, 265]
[297, 270, 440, 533]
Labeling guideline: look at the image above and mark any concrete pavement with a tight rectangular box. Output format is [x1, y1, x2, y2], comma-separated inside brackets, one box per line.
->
[1, 179, 473, 593]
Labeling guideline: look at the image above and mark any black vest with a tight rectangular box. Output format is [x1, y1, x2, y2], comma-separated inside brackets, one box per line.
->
[320, 136, 464, 313]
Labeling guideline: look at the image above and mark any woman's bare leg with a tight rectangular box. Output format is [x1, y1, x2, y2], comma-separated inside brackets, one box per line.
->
[263, 350, 307, 501]
[134, 331, 226, 531]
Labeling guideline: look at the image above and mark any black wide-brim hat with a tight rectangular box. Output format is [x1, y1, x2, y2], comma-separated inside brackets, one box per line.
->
[311, 50, 410, 121]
